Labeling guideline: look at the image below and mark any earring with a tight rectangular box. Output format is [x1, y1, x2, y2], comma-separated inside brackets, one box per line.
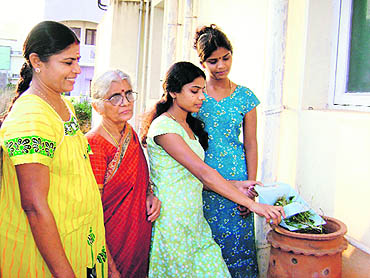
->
[35, 68, 40, 73]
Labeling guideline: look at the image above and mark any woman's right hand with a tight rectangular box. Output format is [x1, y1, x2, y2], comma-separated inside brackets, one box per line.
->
[106, 245, 120, 278]
[108, 258, 121, 278]
[146, 194, 161, 222]
[230, 180, 261, 199]
[108, 269, 121, 278]
[249, 202, 285, 225]
[16, 163, 76, 278]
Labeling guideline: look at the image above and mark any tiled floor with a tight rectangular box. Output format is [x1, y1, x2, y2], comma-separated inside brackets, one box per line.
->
[342, 244, 370, 278]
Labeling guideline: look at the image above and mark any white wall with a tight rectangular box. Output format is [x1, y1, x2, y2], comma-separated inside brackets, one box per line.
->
[146, 1, 164, 108]
[93, 0, 143, 128]
[95, 1, 141, 80]
[195, 0, 269, 102]
[279, 0, 370, 249]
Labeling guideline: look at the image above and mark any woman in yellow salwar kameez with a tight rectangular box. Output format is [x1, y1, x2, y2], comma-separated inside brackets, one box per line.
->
[0, 21, 107, 278]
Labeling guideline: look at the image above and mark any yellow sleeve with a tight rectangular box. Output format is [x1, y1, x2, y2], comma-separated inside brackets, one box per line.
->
[0, 95, 63, 167]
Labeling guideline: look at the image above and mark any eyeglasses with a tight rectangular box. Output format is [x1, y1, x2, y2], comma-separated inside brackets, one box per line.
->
[102, 90, 138, 106]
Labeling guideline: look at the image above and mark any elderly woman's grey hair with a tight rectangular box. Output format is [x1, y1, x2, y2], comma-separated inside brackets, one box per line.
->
[91, 69, 132, 107]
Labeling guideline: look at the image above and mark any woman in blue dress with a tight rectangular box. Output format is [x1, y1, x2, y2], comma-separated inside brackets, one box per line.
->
[193, 24, 261, 278]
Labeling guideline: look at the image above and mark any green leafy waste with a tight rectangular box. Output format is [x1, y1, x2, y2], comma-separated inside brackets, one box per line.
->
[274, 195, 324, 234]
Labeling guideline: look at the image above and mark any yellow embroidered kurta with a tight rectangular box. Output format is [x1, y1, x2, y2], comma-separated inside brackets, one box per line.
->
[0, 95, 107, 278]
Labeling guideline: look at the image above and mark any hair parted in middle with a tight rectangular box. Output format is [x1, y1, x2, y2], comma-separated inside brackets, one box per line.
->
[140, 61, 208, 150]
[90, 69, 132, 108]
[193, 24, 233, 64]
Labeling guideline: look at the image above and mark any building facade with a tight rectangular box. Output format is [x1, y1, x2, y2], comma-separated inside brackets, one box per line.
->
[0, 0, 105, 97]
[96, 0, 370, 277]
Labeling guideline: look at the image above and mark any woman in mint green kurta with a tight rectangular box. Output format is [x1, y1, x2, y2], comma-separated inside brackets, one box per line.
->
[142, 62, 284, 278]
[147, 116, 230, 278]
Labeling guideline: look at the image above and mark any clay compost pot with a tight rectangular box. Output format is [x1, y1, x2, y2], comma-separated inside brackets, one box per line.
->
[267, 216, 348, 278]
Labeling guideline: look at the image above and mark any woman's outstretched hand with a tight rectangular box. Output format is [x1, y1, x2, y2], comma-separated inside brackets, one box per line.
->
[146, 194, 161, 222]
[230, 180, 261, 199]
[249, 202, 285, 225]
[229, 180, 262, 216]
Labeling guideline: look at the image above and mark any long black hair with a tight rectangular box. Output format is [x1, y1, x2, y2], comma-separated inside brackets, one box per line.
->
[0, 21, 79, 125]
[193, 24, 233, 64]
[141, 62, 209, 150]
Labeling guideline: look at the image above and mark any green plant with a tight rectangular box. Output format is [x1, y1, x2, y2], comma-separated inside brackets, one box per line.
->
[0, 88, 15, 117]
[275, 195, 324, 234]
[6, 83, 16, 90]
[71, 98, 92, 133]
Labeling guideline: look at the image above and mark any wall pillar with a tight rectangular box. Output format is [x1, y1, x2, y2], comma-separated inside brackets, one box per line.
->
[182, 0, 195, 61]
[162, 0, 178, 75]
[257, 0, 288, 277]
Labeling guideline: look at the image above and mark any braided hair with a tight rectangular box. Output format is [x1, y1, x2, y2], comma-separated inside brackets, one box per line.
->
[0, 21, 79, 126]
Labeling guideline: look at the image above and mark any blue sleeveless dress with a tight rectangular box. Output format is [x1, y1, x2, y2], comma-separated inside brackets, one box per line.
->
[195, 85, 260, 278]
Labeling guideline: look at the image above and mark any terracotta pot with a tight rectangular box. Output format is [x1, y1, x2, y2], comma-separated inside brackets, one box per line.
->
[267, 216, 348, 278]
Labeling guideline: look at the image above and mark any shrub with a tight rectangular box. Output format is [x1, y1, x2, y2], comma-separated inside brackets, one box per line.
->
[0, 88, 15, 117]
[71, 98, 92, 133]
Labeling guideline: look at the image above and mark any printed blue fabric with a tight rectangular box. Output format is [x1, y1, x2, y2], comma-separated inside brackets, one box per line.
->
[195, 85, 260, 278]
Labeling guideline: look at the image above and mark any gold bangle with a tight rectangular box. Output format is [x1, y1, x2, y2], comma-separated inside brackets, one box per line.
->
[148, 180, 154, 194]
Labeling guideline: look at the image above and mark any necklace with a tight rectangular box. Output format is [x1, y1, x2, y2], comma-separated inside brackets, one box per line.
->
[167, 111, 187, 124]
[167, 111, 177, 121]
[205, 79, 233, 98]
[101, 124, 119, 147]
[33, 87, 69, 114]
[167, 111, 195, 139]
[228, 79, 232, 93]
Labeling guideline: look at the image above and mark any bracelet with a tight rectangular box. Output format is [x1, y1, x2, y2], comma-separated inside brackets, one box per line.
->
[148, 180, 154, 194]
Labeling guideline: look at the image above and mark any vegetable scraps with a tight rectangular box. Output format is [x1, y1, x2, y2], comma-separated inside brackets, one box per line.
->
[274, 195, 324, 234]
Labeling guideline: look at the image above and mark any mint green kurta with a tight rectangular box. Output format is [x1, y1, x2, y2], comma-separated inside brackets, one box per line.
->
[147, 115, 230, 278]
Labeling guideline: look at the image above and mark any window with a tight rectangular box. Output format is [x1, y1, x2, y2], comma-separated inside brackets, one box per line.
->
[0, 46, 11, 70]
[70, 27, 81, 40]
[85, 29, 97, 45]
[334, 0, 370, 108]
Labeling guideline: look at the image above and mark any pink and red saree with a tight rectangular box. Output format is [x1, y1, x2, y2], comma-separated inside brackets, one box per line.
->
[87, 124, 152, 278]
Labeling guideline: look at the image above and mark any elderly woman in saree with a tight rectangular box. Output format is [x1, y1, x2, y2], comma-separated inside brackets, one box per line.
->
[86, 69, 161, 278]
